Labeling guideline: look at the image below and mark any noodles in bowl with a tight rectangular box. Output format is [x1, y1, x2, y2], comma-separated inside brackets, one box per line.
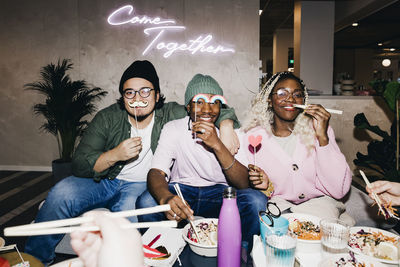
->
[182, 218, 218, 257]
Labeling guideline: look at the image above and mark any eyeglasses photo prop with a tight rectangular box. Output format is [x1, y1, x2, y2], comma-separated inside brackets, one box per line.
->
[192, 94, 227, 105]
[258, 202, 282, 227]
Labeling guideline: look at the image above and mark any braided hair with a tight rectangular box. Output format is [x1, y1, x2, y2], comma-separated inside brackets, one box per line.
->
[243, 71, 316, 151]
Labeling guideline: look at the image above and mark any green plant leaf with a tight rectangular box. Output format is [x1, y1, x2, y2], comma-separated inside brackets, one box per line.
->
[354, 113, 392, 140]
[25, 59, 108, 161]
[383, 81, 400, 112]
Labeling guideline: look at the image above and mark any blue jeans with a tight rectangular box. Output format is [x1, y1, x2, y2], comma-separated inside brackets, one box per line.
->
[24, 176, 146, 266]
[136, 183, 268, 252]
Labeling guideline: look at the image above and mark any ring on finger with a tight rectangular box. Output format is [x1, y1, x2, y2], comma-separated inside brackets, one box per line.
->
[201, 129, 205, 133]
[173, 213, 177, 219]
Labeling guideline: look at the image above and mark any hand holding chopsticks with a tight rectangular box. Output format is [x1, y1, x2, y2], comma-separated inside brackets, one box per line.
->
[4, 204, 177, 237]
[173, 184, 202, 243]
[360, 170, 400, 220]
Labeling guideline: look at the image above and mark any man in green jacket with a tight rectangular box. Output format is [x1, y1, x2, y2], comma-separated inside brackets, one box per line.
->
[25, 60, 239, 265]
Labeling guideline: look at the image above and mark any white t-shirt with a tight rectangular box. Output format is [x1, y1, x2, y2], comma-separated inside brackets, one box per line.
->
[116, 115, 154, 182]
[151, 117, 248, 187]
[272, 133, 297, 157]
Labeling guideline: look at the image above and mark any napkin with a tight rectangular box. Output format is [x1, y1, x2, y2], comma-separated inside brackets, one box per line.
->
[142, 227, 186, 267]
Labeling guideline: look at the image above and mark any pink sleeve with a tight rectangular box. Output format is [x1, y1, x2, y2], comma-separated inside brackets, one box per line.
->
[314, 127, 352, 199]
[151, 122, 177, 177]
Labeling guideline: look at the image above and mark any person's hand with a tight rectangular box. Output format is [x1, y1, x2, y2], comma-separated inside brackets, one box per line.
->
[192, 121, 221, 150]
[303, 104, 330, 146]
[112, 137, 142, 161]
[366, 180, 400, 206]
[219, 120, 240, 155]
[160, 194, 194, 221]
[70, 211, 144, 267]
[248, 164, 269, 190]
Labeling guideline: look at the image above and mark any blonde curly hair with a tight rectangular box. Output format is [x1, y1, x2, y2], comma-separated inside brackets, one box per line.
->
[243, 72, 316, 151]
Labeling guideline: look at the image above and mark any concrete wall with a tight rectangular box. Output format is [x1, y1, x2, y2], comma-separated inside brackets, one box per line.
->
[0, 0, 259, 169]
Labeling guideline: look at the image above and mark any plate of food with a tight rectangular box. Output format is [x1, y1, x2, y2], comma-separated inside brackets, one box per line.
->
[182, 218, 218, 257]
[348, 226, 400, 265]
[282, 213, 322, 253]
[318, 251, 385, 267]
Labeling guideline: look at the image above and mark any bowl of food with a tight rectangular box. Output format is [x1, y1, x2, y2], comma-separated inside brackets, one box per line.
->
[182, 218, 218, 257]
[282, 213, 322, 253]
[348, 226, 400, 265]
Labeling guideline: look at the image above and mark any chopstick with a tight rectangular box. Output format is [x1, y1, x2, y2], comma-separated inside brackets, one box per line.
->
[359, 170, 385, 215]
[293, 104, 343, 115]
[173, 184, 202, 243]
[5, 221, 177, 236]
[4, 204, 174, 236]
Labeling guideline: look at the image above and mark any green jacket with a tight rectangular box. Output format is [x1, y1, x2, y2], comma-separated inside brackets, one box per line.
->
[72, 102, 239, 181]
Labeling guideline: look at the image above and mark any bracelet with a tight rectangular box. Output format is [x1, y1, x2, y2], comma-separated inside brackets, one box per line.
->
[222, 158, 236, 171]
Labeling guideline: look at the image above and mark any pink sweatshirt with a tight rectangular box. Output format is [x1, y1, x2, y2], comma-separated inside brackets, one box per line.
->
[243, 126, 352, 204]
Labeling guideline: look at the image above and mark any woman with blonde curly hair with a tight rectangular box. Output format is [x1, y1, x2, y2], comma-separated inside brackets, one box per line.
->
[242, 71, 354, 224]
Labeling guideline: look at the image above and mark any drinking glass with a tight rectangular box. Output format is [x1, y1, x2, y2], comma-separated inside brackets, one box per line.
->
[265, 233, 297, 267]
[320, 218, 350, 258]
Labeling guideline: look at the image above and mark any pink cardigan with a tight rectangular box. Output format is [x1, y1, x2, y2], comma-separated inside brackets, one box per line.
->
[243, 126, 352, 204]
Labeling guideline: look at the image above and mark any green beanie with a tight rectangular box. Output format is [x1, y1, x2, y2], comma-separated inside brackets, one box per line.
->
[184, 74, 223, 106]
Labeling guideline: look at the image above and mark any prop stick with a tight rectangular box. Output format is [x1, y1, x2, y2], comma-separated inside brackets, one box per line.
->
[4, 204, 172, 236]
[134, 107, 139, 136]
[128, 101, 148, 136]
[293, 104, 343, 115]
[192, 94, 209, 140]
[248, 135, 262, 166]
[173, 184, 202, 244]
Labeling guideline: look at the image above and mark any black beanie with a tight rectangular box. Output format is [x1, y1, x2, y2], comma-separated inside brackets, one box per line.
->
[119, 60, 160, 95]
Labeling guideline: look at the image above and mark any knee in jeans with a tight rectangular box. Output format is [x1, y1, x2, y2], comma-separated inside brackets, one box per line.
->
[244, 190, 268, 214]
[253, 192, 268, 211]
[136, 191, 157, 209]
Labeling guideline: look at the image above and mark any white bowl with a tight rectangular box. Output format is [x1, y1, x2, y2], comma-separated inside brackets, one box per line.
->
[182, 218, 218, 257]
[282, 213, 322, 253]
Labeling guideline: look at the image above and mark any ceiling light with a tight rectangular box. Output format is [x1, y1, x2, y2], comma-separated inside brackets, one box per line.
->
[382, 59, 391, 67]
[390, 48, 396, 51]
[352, 22, 358, 27]
[378, 43, 383, 46]
[259, 10, 263, 15]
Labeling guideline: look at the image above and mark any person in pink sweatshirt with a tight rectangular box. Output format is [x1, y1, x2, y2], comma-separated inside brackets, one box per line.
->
[242, 71, 354, 225]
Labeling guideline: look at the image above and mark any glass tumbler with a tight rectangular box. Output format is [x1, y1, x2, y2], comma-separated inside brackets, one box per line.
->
[320, 218, 350, 258]
[265, 233, 297, 267]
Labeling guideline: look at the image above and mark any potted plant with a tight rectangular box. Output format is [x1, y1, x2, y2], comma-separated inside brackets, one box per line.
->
[353, 81, 400, 182]
[25, 59, 107, 182]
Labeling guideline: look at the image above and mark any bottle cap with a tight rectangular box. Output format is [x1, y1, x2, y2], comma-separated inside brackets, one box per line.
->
[223, 186, 237, 199]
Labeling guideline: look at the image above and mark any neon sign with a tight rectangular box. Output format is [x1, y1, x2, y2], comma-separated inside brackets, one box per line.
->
[107, 5, 235, 58]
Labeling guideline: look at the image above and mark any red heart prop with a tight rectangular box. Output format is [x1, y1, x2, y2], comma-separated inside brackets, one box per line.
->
[248, 135, 262, 147]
